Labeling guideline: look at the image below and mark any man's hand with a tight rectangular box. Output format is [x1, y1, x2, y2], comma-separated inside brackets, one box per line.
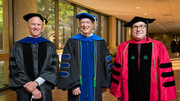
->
[24, 81, 38, 93]
[72, 87, 81, 95]
[32, 88, 42, 100]
[101, 88, 107, 93]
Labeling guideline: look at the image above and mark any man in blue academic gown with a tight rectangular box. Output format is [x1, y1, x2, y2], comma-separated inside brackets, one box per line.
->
[57, 13, 112, 101]
[9, 13, 58, 101]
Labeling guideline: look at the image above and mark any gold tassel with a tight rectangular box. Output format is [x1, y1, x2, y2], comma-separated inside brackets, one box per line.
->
[43, 19, 46, 29]
[94, 17, 97, 26]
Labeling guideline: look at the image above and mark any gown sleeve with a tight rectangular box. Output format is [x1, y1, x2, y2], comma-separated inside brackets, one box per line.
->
[38, 43, 58, 86]
[9, 43, 31, 89]
[110, 44, 124, 98]
[158, 42, 177, 100]
[57, 39, 80, 90]
[101, 41, 112, 88]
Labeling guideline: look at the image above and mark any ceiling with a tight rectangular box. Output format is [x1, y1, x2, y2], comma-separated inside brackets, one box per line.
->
[67, 0, 180, 34]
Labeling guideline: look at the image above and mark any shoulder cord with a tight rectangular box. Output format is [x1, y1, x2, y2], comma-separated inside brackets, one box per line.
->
[79, 41, 97, 87]
[152, 42, 159, 100]
[94, 41, 97, 87]
[80, 40, 82, 86]
[121, 43, 129, 94]
[122, 43, 129, 69]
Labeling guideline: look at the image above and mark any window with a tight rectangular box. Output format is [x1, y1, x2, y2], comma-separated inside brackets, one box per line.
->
[116, 19, 122, 45]
[58, 0, 74, 48]
[0, 61, 4, 88]
[90, 11, 99, 35]
[37, 0, 55, 43]
[0, 0, 2, 50]
[0, 0, 5, 88]
[101, 15, 109, 45]
[77, 7, 87, 33]
[122, 21, 126, 42]
[77, 7, 88, 13]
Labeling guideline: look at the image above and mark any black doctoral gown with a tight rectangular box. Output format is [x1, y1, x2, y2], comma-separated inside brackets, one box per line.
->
[170, 40, 177, 53]
[9, 37, 58, 101]
[57, 33, 112, 101]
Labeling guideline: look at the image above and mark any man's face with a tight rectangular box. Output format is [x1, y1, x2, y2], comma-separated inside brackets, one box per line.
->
[131, 21, 147, 41]
[27, 17, 43, 38]
[79, 18, 94, 36]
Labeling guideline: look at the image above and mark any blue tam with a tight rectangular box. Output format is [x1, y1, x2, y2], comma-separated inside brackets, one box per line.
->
[76, 13, 97, 21]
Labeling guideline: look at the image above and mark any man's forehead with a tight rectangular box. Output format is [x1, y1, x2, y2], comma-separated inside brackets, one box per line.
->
[133, 21, 146, 26]
[28, 17, 43, 22]
[80, 18, 92, 22]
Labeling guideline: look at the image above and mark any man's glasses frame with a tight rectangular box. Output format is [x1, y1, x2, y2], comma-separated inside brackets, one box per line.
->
[132, 25, 147, 30]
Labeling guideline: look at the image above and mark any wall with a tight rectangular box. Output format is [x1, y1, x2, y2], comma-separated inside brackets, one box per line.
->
[108, 16, 116, 53]
[14, 0, 37, 42]
[150, 33, 174, 49]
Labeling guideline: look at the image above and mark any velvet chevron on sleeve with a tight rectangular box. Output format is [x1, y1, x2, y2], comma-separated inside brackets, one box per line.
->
[9, 37, 58, 101]
[57, 39, 80, 90]
[110, 38, 176, 101]
[57, 33, 112, 101]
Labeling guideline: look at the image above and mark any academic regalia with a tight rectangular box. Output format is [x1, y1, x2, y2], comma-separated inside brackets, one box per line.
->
[23, 13, 48, 24]
[57, 33, 112, 101]
[110, 38, 176, 101]
[9, 36, 58, 101]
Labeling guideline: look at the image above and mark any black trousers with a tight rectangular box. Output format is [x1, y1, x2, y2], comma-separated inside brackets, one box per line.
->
[16, 87, 52, 101]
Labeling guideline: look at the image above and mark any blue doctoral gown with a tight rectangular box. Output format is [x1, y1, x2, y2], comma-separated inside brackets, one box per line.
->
[58, 33, 112, 101]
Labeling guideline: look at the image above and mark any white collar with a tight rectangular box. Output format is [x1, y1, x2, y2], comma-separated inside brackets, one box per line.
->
[81, 32, 93, 37]
[29, 35, 41, 38]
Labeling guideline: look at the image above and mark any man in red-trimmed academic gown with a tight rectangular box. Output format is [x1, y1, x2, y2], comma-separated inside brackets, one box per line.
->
[110, 16, 176, 101]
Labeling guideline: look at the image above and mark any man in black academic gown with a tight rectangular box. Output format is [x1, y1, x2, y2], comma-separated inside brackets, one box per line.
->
[57, 13, 112, 101]
[170, 38, 177, 53]
[9, 13, 58, 101]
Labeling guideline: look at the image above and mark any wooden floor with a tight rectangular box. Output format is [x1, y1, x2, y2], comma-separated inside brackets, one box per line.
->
[0, 88, 117, 101]
[0, 52, 180, 101]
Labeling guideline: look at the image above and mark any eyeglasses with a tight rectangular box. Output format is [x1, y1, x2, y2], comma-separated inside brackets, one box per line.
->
[80, 21, 92, 25]
[132, 25, 146, 30]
